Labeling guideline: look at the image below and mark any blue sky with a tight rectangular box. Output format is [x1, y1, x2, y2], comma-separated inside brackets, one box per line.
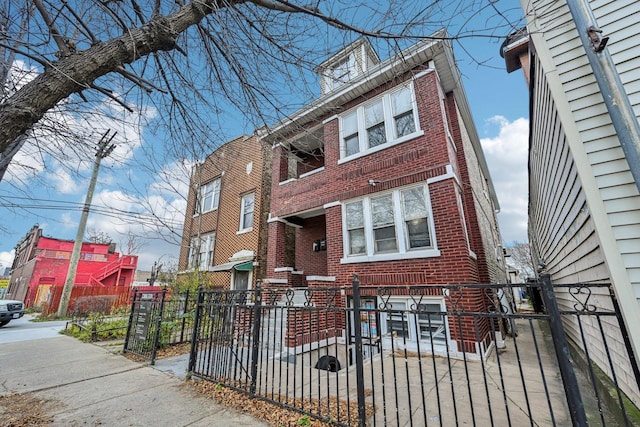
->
[0, 3, 530, 272]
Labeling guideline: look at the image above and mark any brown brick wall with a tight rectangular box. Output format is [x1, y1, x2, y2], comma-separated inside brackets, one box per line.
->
[178, 135, 271, 288]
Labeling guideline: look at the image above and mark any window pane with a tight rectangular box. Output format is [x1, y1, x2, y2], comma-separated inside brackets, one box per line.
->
[212, 180, 220, 209]
[417, 303, 445, 343]
[243, 212, 253, 229]
[392, 87, 412, 115]
[395, 111, 415, 138]
[387, 302, 408, 338]
[346, 202, 364, 229]
[374, 226, 397, 252]
[365, 101, 384, 127]
[343, 112, 358, 136]
[349, 229, 366, 255]
[367, 123, 386, 147]
[242, 194, 255, 229]
[406, 218, 430, 248]
[201, 183, 212, 212]
[331, 54, 355, 83]
[371, 196, 394, 227]
[200, 180, 220, 213]
[402, 188, 428, 219]
[345, 134, 359, 156]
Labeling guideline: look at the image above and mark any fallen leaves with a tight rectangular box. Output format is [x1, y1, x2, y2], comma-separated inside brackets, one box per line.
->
[0, 392, 59, 427]
[190, 380, 375, 426]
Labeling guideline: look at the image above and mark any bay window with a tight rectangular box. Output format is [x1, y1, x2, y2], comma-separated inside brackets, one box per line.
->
[342, 184, 438, 262]
[339, 83, 421, 159]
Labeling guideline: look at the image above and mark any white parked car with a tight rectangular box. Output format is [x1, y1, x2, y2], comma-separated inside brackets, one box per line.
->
[0, 299, 25, 327]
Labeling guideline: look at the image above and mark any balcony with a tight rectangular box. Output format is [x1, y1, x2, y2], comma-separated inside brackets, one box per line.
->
[279, 127, 325, 184]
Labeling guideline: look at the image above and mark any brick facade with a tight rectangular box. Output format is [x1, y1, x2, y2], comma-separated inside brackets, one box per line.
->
[261, 39, 505, 358]
[178, 135, 271, 289]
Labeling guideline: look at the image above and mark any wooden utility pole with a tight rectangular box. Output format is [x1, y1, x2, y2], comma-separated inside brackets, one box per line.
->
[57, 131, 116, 317]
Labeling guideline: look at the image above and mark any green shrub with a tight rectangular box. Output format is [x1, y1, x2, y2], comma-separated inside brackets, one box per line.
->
[63, 312, 128, 342]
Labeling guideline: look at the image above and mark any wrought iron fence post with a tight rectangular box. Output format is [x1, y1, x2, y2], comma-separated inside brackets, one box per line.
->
[150, 287, 167, 365]
[123, 288, 138, 353]
[188, 287, 204, 374]
[180, 289, 189, 343]
[539, 273, 587, 426]
[249, 281, 263, 397]
[351, 274, 367, 426]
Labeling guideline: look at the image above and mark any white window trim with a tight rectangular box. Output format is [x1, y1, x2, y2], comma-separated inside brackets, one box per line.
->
[196, 178, 221, 215]
[338, 83, 423, 163]
[231, 269, 253, 291]
[340, 183, 439, 264]
[239, 193, 255, 232]
[379, 297, 450, 351]
[324, 53, 357, 92]
[188, 233, 215, 270]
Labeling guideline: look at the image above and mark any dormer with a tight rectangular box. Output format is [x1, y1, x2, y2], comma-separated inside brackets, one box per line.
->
[317, 38, 380, 95]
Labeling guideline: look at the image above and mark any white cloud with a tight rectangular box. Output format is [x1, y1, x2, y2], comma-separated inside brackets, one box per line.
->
[0, 250, 15, 273]
[5, 60, 153, 188]
[481, 116, 529, 244]
[80, 186, 185, 270]
[47, 168, 81, 194]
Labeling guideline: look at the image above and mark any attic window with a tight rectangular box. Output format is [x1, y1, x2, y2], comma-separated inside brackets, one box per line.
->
[325, 53, 356, 91]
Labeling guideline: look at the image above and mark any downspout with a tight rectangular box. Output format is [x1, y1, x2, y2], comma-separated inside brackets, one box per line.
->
[566, 0, 640, 195]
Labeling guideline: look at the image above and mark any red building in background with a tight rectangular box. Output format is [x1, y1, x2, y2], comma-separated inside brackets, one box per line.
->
[6, 225, 137, 308]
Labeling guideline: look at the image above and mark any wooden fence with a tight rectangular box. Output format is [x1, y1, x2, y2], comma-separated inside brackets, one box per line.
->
[41, 285, 133, 315]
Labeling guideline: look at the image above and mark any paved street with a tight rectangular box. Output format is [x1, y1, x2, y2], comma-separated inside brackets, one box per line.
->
[0, 314, 67, 344]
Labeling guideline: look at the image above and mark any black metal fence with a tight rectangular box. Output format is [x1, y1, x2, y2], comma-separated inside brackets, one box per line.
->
[124, 288, 195, 364]
[188, 275, 640, 426]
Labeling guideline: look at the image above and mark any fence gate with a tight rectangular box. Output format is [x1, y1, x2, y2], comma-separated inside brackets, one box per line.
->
[124, 288, 167, 364]
[188, 275, 640, 426]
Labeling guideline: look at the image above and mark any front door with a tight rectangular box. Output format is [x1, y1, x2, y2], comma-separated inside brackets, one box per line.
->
[233, 270, 250, 290]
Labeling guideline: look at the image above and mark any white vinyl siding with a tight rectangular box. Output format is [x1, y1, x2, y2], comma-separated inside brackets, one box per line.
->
[525, 0, 640, 405]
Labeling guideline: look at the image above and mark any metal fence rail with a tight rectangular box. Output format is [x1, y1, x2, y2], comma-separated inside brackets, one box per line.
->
[124, 288, 167, 364]
[188, 275, 640, 426]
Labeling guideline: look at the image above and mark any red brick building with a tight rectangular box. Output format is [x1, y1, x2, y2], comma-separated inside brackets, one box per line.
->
[261, 33, 506, 359]
[7, 225, 137, 308]
[178, 135, 271, 289]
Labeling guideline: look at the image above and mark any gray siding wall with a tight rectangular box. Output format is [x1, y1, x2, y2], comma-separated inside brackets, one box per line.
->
[529, 57, 640, 403]
[526, 0, 640, 296]
[525, 0, 640, 404]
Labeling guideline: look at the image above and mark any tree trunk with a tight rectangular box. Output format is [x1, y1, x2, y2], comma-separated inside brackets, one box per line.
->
[0, 0, 241, 177]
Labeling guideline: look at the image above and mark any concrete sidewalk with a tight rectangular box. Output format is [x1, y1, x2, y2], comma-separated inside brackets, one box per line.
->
[0, 335, 267, 426]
